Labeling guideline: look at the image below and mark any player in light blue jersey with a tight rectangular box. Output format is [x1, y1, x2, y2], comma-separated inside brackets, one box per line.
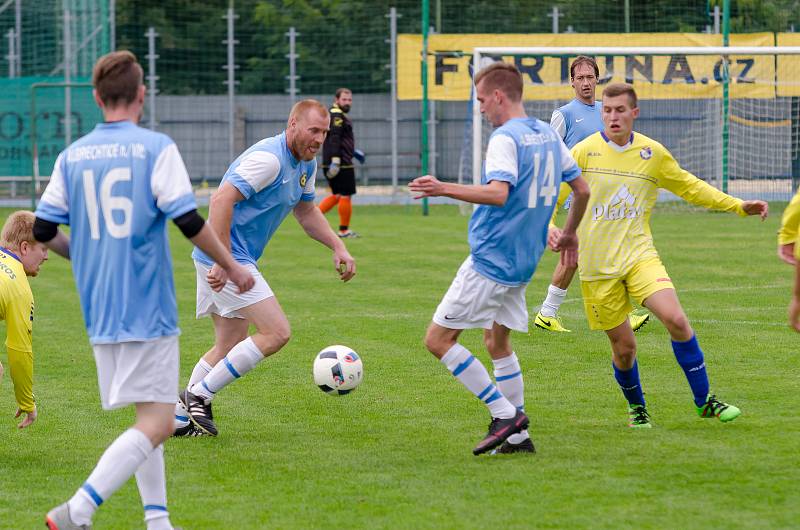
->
[409, 62, 589, 455]
[35, 51, 253, 530]
[175, 99, 356, 438]
[535, 56, 650, 333]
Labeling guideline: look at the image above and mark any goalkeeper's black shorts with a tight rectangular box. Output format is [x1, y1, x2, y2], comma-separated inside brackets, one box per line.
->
[324, 166, 356, 196]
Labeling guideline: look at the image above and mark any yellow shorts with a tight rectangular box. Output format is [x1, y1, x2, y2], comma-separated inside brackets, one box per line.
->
[581, 257, 674, 331]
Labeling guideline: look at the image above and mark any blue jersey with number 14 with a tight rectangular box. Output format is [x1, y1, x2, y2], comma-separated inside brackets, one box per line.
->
[35, 120, 197, 344]
[469, 117, 580, 286]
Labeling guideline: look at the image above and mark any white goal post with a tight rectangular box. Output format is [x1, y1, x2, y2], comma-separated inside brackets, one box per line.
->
[471, 46, 800, 200]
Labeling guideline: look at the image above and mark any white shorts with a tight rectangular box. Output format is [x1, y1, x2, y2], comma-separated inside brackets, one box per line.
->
[195, 260, 274, 319]
[93, 335, 180, 410]
[433, 256, 529, 333]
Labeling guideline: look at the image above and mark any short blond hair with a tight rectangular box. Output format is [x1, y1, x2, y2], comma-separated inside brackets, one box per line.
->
[288, 99, 329, 125]
[603, 82, 638, 108]
[0, 211, 36, 250]
[474, 62, 523, 102]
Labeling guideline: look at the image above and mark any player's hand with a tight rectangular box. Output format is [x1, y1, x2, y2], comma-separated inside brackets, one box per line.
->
[225, 262, 255, 294]
[408, 175, 445, 199]
[333, 248, 356, 282]
[207, 263, 229, 292]
[554, 230, 579, 268]
[328, 157, 341, 178]
[16, 407, 37, 429]
[778, 243, 797, 266]
[789, 296, 800, 332]
[741, 200, 768, 220]
[547, 226, 563, 251]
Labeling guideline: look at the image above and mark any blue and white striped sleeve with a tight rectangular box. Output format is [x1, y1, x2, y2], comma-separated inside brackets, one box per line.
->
[35, 152, 70, 224]
[484, 134, 518, 186]
[227, 151, 281, 199]
[550, 109, 566, 140]
[151, 142, 197, 218]
[558, 136, 581, 183]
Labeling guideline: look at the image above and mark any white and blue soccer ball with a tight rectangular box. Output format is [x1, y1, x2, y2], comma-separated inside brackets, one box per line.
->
[313, 345, 363, 395]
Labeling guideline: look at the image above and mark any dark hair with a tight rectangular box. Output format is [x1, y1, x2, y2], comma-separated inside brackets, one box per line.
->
[92, 50, 143, 107]
[570, 55, 599, 80]
[474, 62, 523, 102]
[335, 88, 352, 99]
[602, 82, 638, 108]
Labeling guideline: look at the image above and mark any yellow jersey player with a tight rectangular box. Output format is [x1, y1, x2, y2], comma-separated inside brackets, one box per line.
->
[777, 187, 800, 331]
[560, 82, 768, 427]
[0, 211, 49, 429]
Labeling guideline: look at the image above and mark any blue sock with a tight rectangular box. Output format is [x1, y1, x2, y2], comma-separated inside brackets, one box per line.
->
[671, 334, 709, 408]
[613, 360, 645, 406]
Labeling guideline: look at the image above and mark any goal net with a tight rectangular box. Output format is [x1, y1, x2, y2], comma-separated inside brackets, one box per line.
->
[465, 46, 800, 202]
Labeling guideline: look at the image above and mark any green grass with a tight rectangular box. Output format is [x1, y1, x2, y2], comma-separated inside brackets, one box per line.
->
[1, 203, 798, 529]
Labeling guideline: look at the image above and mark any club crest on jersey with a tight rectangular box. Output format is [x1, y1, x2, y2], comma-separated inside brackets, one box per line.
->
[593, 184, 643, 221]
[640, 146, 653, 160]
[300, 173, 307, 187]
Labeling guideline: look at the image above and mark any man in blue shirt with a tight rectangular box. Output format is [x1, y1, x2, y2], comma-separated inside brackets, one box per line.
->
[175, 99, 356, 438]
[409, 62, 590, 455]
[35, 50, 253, 530]
[534, 56, 649, 333]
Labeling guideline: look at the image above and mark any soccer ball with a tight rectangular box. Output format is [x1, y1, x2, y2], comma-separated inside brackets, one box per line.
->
[313, 345, 363, 395]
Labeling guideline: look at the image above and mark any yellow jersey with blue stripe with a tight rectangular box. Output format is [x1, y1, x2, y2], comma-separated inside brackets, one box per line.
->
[778, 187, 800, 259]
[0, 246, 35, 412]
[571, 131, 746, 281]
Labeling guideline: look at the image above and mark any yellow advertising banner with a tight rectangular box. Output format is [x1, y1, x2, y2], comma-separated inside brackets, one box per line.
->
[777, 33, 800, 96]
[398, 33, 782, 100]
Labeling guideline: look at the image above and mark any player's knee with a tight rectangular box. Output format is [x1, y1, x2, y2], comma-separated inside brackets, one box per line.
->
[423, 330, 447, 357]
[663, 312, 690, 335]
[271, 322, 292, 350]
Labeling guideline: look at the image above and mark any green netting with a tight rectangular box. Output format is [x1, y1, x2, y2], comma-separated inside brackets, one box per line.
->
[0, 0, 109, 203]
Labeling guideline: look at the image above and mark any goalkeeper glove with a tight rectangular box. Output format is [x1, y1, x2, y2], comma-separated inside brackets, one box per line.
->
[328, 157, 340, 178]
[353, 149, 366, 164]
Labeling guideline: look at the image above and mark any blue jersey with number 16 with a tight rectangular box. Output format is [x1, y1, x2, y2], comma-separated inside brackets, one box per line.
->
[469, 117, 580, 286]
[35, 120, 197, 345]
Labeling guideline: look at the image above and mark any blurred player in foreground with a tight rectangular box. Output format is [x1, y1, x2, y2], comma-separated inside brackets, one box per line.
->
[534, 55, 649, 333]
[0, 211, 48, 429]
[777, 187, 800, 331]
[410, 62, 589, 455]
[35, 50, 253, 530]
[176, 99, 356, 438]
[566, 82, 768, 428]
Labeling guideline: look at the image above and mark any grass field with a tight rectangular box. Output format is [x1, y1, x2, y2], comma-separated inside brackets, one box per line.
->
[1, 203, 798, 529]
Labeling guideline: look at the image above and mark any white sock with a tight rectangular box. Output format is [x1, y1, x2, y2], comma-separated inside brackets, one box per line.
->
[440, 343, 516, 419]
[135, 444, 173, 530]
[68, 428, 153, 525]
[493, 352, 529, 444]
[540, 284, 568, 318]
[187, 359, 213, 389]
[191, 337, 263, 402]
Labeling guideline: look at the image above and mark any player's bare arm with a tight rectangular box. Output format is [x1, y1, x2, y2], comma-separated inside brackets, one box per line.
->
[206, 182, 246, 289]
[790, 263, 800, 332]
[293, 200, 356, 281]
[554, 176, 590, 268]
[189, 222, 254, 294]
[409, 175, 509, 206]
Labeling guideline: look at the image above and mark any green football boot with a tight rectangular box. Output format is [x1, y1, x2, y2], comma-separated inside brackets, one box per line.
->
[629, 310, 650, 332]
[696, 394, 741, 422]
[534, 312, 571, 332]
